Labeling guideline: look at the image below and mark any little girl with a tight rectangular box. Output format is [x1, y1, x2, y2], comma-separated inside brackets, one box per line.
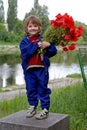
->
[19, 15, 57, 120]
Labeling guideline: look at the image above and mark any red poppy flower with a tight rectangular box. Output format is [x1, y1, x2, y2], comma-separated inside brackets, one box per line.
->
[63, 47, 68, 51]
[43, 13, 84, 52]
[68, 43, 76, 50]
[60, 42, 66, 47]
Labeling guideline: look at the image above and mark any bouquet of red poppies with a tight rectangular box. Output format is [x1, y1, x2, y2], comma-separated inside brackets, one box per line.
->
[43, 13, 84, 51]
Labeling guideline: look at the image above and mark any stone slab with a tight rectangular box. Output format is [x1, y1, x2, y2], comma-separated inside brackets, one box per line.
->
[0, 110, 69, 130]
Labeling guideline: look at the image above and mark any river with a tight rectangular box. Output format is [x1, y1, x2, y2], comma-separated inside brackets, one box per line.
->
[0, 62, 81, 87]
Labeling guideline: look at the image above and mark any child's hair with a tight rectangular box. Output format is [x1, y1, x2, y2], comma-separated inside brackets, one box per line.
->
[24, 15, 42, 35]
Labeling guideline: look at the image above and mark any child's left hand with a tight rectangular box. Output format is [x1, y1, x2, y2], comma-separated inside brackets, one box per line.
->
[39, 41, 50, 49]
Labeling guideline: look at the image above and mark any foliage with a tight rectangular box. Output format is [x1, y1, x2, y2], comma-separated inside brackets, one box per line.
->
[43, 13, 84, 51]
[13, 19, 24, 35]
[24, 0, 49, 34]
[0, 53, 20, 65]
[7, 0, 17, 31]
[0, 21, 24, 43]
[76, 21, 87, 43]
[0, 0, 4, 23]
[0, 31, 19, 43]
[0, 23, 7, 40]
[83, 25, 87, 42]
[66, 73, 82, 78]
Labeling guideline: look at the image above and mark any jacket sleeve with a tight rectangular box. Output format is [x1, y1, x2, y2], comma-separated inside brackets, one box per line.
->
[45, 43, 57, 58]
[19, 37, 39, 60]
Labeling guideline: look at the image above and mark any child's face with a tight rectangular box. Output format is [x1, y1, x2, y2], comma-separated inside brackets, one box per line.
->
[27, 22, 40, 36]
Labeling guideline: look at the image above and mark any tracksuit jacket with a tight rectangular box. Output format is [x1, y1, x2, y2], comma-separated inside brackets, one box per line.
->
[19, 34, 57, 109]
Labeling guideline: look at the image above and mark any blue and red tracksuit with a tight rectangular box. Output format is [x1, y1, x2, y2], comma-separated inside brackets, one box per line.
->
[19, 34, 57, 110]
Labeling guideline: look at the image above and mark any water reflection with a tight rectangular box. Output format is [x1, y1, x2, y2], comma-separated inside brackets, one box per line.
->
[0, 63, 24, 87]
[49, 63, 80, 80]
[13, 64, 25, 85]
[0, 64, 12, 87]
[0, 63, 81, 87]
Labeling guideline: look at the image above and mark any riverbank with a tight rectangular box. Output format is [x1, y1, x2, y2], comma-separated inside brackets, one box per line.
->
[0, 45, 19, 54]
[0, 77, 82, 101]
[49, 77, 82, 89]
[0, 44, 87, 54]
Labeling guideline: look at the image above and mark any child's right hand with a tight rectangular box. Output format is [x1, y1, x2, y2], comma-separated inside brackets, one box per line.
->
[41, 41, 50, 49]
[38, 41, 42, 48]
[38, 41, 50, 49]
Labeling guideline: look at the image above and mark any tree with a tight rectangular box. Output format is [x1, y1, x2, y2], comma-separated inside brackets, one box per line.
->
[0, 0, 4, 23]
[0, 23, 7, 41]
[13, 19, 24, 41]
[75, 21, 87, 43]
[24, 0, 50, 34]
[7, 0, 17, 32]
[13, 19, 23, 35]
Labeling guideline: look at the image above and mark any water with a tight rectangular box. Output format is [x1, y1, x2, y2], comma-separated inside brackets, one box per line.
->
[0, 51, 82, 87]
[0, 63, 81, 87]
[49, 63, 80, 80]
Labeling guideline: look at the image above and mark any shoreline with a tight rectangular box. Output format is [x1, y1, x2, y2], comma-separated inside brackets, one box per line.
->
[0, 44, 87, 54]
[0, 77, 82, 101]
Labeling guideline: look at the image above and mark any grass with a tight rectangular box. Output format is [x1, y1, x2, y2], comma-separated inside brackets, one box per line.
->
[50, 83, 87, 130]
[66, 73, 82, 78]
[0, 82, 87, 130]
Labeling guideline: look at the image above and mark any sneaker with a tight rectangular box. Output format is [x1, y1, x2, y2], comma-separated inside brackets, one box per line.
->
[26, 106, 37, 118]
[35, 108, 49, 120]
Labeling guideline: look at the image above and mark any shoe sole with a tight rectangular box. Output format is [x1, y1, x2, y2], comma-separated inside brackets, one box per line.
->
[26, 112, 37, 118]
[35, 114, 49, 120]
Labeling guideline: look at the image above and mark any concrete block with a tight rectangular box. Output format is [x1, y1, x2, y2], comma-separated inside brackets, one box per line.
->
[0, 110, 69, 130]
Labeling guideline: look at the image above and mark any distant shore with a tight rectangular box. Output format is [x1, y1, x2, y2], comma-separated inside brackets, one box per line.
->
[0, 44, 87, 54]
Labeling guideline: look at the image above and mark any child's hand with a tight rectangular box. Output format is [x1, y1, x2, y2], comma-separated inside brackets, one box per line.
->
[38, 41, 42, 47]
[40, 41, 50, 49]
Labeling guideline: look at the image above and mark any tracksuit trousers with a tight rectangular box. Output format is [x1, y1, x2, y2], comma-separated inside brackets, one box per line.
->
[24, 68, 51, 110]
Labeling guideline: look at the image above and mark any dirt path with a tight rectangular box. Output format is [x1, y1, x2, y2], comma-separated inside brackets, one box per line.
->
[0, 78, 82, 101]
[0, 89, 26, 101]
[49, 77, 82, 89]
